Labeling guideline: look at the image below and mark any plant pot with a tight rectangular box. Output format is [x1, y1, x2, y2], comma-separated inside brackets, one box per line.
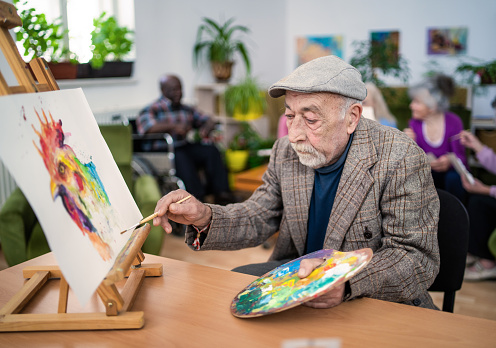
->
[76, 63, 92, 78]
[211, 61, 233, 82]
[225, 149, 249, 172]
[479, 70, 496, 85]
[89, 61, 134, 78]
[47, 62, 78, 80]
[233, 110, 263, 121]
[232, 100, 264, 121]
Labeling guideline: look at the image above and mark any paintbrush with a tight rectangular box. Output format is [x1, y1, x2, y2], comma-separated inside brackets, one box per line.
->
[449, 129, 470, 142]
[120, 195, 192, 234]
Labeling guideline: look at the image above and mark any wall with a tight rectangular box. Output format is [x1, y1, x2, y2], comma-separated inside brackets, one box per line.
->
[1, 0, 495, 206]
[1, 0, 495, 114]
[71, 0, 496, 115]
[285, 0, 496, 113]
[62, 0, 287, 116]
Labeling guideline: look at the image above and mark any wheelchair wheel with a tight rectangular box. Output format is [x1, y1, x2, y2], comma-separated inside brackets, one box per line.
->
[131, 155, 157, 181]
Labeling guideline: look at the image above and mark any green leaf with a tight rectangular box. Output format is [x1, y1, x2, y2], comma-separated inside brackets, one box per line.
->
[90, 12, 134, 68]
[13, 2, 73, 63]
[192, 17, 251, 75]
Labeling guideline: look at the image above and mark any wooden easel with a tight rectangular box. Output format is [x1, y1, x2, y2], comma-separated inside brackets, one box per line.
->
[0, 1, 162, 331]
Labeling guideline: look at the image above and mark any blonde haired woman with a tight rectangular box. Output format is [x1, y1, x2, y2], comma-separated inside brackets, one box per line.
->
[363, 82, 397, 128]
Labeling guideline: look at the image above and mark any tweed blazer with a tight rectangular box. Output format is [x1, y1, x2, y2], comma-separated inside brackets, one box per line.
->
[186, 117, 440, 309]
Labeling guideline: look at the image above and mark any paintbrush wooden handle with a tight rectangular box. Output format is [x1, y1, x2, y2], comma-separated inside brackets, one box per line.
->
[139, 212, 159, 225]
[138, 196, 191, 224]
[121, 195, 192, 234]
[175, 194, 192, 205]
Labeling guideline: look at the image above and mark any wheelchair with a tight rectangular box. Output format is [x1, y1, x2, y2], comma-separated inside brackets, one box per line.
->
[128, 118, 186, 196]
[113, 116, 187, 236]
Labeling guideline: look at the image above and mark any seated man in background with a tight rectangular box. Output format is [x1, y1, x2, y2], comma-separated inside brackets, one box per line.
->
[137, 74, 234, 204]
[153, 56, 440, 310]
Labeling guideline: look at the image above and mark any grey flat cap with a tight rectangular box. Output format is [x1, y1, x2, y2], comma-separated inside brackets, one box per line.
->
[268, 55, 367, 101]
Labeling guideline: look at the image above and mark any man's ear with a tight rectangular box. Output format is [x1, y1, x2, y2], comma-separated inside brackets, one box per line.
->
[346, 103, 362, 134]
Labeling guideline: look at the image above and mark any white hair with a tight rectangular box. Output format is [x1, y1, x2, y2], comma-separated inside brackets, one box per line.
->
[340, 96, 361, 119]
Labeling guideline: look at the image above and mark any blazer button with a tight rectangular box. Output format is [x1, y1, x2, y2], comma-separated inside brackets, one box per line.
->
[413, 298, 421, 306]
[364, 227, 372, 239]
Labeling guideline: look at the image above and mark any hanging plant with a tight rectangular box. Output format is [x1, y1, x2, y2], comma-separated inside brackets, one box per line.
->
[193, 17, 251, 81]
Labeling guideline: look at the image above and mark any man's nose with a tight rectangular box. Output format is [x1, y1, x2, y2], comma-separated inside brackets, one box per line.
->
[288, 116, 305, 142]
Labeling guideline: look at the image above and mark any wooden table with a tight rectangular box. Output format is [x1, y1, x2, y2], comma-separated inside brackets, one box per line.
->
[0, 253, 495, 347]
[233, 163, 268, 192]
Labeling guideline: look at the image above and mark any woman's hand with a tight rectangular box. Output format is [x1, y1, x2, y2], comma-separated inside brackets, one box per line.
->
[461, 175, 491, 195]
[430, 154, 451, 172]
[459, 130, 484, 153]
[404, 128, 416, 141]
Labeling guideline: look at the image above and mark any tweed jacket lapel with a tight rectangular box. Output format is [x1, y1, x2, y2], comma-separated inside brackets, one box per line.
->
[281, 156, 314, 256]
[323, 118, 377, 250]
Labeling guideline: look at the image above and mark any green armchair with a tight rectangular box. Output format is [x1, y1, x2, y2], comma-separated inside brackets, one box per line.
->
[100, 123, 164, 255]
[0, 123, 165, 267]
[0, 188, 49, 266]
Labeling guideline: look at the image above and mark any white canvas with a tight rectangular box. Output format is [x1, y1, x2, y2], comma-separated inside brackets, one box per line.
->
[0, 88, 143, 305]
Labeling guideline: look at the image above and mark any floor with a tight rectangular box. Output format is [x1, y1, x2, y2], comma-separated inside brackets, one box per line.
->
[1, 230, 495, 321]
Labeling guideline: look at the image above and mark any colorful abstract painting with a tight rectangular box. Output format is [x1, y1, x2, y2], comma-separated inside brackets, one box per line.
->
[231, 248, 373, 318]
[296, 36, 343, 66]
[370, 31, 400, 67]
[0, 89, 142, 305]
[427, 27, 468, 55]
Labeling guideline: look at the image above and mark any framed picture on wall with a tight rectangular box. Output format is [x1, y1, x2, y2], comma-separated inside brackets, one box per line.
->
[370, 31, 400, 67]
[296, 36, 343, 66]
[427, 27, 468, 55]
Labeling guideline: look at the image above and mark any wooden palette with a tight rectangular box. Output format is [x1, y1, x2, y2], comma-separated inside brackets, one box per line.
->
[231, 248, 373, 318]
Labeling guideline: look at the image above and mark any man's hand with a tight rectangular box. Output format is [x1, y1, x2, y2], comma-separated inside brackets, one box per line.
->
[146, 122, 190, 136]
[198, 118, 217, 140]
[172, 123, 191, 136]
[153, 189, 212, 233]
[298, 258, 345, 309]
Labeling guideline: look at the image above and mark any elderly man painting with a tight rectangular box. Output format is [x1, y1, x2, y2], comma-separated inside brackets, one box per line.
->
[153, 56, 440, 310]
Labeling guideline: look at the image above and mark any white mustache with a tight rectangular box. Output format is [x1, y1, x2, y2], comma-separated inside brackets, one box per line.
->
[291, 142, 319, 155]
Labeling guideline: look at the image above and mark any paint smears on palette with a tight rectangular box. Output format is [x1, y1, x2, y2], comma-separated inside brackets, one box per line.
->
[231, 248, 373, 318]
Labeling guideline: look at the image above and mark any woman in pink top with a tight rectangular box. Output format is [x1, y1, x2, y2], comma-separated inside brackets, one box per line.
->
[459, 130, 496, 280]
[277, 114, 288, 138]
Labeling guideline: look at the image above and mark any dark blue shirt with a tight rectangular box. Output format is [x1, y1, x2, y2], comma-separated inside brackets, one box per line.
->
[305, 133, 354, 254]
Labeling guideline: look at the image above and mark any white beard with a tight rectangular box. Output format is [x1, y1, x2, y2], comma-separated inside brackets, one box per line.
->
[290, 142, 327, 169]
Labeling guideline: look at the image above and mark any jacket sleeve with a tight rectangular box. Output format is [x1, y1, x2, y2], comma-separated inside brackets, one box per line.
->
[184, 140, 285, 250]
[349, 141, 440, 305]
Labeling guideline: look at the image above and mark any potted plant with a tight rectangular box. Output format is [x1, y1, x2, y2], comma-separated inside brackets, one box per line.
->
[89, 12, 134, 78]
[226, 122, 259, 172]
[349, 39, 410, 86]
[455, 58, 496, 86]
[225, 121, 274, 172]
[13, 0, 79, 79]
[193, 17, 251, 82]
[224, 76, 266, 121]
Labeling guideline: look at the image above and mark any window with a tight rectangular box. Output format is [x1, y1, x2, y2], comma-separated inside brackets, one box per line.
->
[14, 0, 135, 63]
